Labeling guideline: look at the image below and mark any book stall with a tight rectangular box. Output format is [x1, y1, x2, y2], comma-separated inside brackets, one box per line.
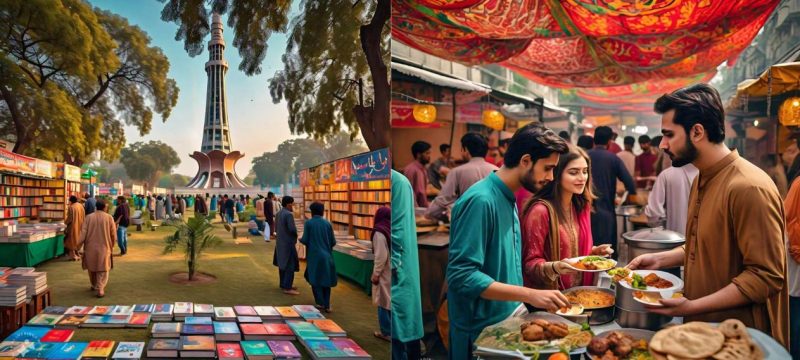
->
[299, 149, 390, 294]
[0, 149, 72, 267]
[0, 302, 372, 359]
[0, 267, 52, 341]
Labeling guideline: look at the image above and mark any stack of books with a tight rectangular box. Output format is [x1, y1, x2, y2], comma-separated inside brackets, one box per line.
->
[293, 305, 326, 320]
[253, 306, 281, 322]
[0, 282, 25, 306]
[6, 269, 47, 299]
[214, 306, 237, 321]
[152, 303, 174, 321]
[194, 303, 214, 317]
[173, 302, 193, 321]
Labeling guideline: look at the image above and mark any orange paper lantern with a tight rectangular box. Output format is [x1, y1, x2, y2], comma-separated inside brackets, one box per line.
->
[413, 104, 437, 123]
[779, 97, 800, 126]
[482, 110, 505, 130]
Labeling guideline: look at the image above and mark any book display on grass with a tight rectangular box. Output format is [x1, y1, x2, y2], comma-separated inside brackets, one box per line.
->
[0, 303, 371, 359]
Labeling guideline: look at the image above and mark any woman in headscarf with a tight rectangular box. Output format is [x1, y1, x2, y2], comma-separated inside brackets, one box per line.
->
[370, 206, 391, 342]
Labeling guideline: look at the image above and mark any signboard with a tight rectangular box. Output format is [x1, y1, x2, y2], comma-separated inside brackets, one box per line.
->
[0, 148, 37, 176]
[334, 158, 351, 183]
[350, 148, 390, 182]
[318, 162, 333, 185]
[131, 184, 144, 195]
[299, 169, 309, 187]
[307, 167, 318, 187]
[64, 164, 81, 182]
[35, 159, 54, 178]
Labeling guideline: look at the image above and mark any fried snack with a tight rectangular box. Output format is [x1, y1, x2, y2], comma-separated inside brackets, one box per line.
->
[521, 324, 546, 342]
[588, 337, 610, 354]
[545, 322, 569, 338]
[532, 319, 550, 328]
[644, 272, 674, 288]
[650, 322, 725, 359]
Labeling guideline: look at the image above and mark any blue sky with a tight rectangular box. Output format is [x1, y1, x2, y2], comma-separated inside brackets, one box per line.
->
[89, 0, 301, 176]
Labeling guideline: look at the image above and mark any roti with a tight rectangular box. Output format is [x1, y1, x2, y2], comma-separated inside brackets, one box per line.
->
[650, 322, 725, 359]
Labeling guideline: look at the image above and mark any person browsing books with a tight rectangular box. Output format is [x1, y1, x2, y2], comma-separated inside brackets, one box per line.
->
[299, 202, 338, 312]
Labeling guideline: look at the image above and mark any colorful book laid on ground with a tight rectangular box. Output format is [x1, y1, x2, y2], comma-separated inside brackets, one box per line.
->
[132, 304, 154, 313]
[45, 342, 89, 360]
[88, 306, 115, 315]
[64, 306, 92, 316]
[240, 323, 269, 341]
[111, 342, 144, 359]
[182, 324, 214, 335]
[82, 315, 131, 328]
[152, 304, 174, 321]
[304, 340, 347, 359]
[0, 341, 30, 359]
[150, 322, 182, 338]
[213, 307, 237, 321]
[173, 302, 193, 314]
[212, 321, 241, 342]
[27, 313, 63, 327]
[237, 316, 263, 323]
[331, 339, 371, 359]
[81, 340, 116, 359]
[216, 342, 244, 360]
[286, 321, 328, 342]
[110, 306, 133, 316]
[292, 305, 325, 320]
[184, 316, 213, 325]
[146, 339, 180, 358]
[309, 319, 346, 337]
[127, 313, 151, 328]
[253, 306, 281, 321]
[240, 341, 274, 360]
[178, 335, 215, 358]
[56, 315, 88, 328]
[193, 304, 214, 316]
[41, 329, 75, 342]
[263, 323, 296, 341]
[275, 307, 300, 319]
[267, 340, 301, 360]
[16, 341, 57, 359]
[233, 305, 257, 316]
[42, 306, 69, 315]
[5, 326, 50, 342]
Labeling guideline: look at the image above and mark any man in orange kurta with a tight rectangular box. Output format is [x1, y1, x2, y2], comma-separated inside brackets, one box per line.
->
[78, 199, 117, 298]
[629, 84, 789, 348]
[65, 196, 85, 261]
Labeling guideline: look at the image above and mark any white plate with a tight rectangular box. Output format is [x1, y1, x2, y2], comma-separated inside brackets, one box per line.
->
[617, 270, 684, 292]
[631, 291, 684, 307]
[563, 256, 617, 273]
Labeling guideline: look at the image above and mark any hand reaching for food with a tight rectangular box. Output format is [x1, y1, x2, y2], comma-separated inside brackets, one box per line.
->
[590, 244, 614, 256]
[525, 289, 570, 312]
[554, 261, 578, 275]
[625, 253, 661, 270]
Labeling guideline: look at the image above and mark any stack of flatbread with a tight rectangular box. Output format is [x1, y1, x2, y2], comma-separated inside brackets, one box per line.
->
[649, 320, 764, 360]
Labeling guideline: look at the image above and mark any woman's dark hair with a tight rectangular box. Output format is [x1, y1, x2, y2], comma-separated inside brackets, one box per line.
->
[461, 132, 489, 158]
[523, 146, 596, 224]
[281, 196, 294, 207]
[654, 83, 725, 144]
[310, 202, 324, 216]
[577, 135, 594, 150]
[504, 122, 568, 168]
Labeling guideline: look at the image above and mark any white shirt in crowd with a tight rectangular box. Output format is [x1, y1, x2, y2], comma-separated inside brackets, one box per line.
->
[644, 163, 699, 234]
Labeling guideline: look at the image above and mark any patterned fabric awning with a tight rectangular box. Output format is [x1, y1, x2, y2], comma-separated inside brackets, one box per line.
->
[392, 0, 779, 102]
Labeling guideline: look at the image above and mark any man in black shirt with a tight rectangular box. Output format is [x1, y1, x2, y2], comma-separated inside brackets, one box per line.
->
[113, 196, 130, 255]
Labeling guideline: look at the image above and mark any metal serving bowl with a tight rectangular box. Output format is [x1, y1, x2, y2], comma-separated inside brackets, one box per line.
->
[561, 286, 616, 325]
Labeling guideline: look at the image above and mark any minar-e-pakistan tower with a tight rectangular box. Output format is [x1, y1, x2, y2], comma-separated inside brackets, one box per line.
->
[186, 13, 248, 189]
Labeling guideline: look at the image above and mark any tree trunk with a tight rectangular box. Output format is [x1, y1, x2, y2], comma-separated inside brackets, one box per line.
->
[188, 238, 196, 281]
[354, 0, 390, 151]
[0, 86, 30, 154]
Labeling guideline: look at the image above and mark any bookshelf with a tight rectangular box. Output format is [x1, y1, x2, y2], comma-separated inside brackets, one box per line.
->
[329, 182, 349, 233]
[0, 174, 62, 221]
[39, 179, 66, 220]
[302, 178, 390, 241]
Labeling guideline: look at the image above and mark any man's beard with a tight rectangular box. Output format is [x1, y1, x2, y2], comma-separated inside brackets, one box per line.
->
[520, 167, 547, 193]
[419, 158, 430, 165]
[665, 139, 698, 167]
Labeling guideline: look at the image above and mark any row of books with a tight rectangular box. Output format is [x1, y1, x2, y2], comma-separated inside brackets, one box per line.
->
[0, 339, 144, 360]
[351, 214, 375, 228]
[0, 223, 64, 243]
[37, 304, 327, 324]
[0, 175, 64, 188]
[330, 212, 349, 224]
[148, 318, 346, 340]
[0, 206, 37, 219]
[330, 183, 348, 191]
[329, 202, 348, 212]
[330, 193, 347, 201]
[0, 197, 43, 207]
[349, 179, 390, 190]
[349, 191, 389, 203]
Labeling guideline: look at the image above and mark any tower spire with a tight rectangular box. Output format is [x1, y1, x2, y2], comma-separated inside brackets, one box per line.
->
[201, 12, 232, 153]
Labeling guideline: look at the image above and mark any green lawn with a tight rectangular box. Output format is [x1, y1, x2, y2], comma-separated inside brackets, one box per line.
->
[36, 211, 389, 359]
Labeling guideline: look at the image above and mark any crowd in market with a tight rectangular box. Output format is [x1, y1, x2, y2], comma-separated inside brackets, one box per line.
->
[396, 83, 797, 359]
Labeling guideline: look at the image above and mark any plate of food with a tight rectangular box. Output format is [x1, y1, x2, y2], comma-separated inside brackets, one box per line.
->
[608, 268, 683, 293]
[555, 304, 584, 316]
[564, 256, 617, 272]
[474, 312, 592, 358]
[632, 291, 684, 307]
[588, 329, 654, 360]
[649, 320, 769, 360]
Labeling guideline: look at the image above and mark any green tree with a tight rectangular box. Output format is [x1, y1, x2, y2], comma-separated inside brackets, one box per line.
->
[159, 0, 389, 150]
[158, 173, 192, 188]
[119, 141, 180, 188]
[163, 216, 223, 280]
[0, 0, 179, 165]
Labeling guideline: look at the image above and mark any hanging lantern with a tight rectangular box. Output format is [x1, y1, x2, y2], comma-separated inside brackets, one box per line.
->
[779, 97, 800, 126]
[412, 104, 437, 123]
[482, 109, 505, 131]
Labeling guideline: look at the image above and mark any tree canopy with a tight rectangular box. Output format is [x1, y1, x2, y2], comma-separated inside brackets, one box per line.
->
[119, 140, 180, 187]
[0, 0, 179, 164]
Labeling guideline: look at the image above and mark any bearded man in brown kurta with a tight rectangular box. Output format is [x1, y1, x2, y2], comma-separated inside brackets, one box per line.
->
[78, 199, 117, 298]
[628, 84, 789, 348]
[65, 196, 85, 261]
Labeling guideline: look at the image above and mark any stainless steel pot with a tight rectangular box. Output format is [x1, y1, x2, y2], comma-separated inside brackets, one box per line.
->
[622, 227, 685, 264]
[613, 279, 673, 330]
[562, 286, 615, 325]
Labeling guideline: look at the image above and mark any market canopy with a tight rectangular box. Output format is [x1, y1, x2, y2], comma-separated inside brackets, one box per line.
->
[393, 0, 778, 101]
[736, 62, 800, 98]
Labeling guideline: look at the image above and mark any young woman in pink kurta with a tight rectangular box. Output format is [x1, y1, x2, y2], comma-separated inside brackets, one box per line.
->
[521, 146, 612, 291]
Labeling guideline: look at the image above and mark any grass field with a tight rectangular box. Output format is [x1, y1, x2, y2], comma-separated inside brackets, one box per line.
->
[36, 211, 389, 358]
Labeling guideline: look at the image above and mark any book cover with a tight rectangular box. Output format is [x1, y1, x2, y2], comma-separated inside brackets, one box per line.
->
[240, 323, 268, 335]
[153, 304, 173, 315]
[41, 329, 75, 342]
[286, 321, 328, 341]
[309, 320, 345, 335]
[214, 307, 236, 319]
[233, 305, 257, 316]
[27, 313, 63, 326]
[237, 316, 263, 323]
[57, 315, 88, 327]
[305, 340, 346, 358]
[267, 341, 301, 358]
[42, 306, 68, 315]
[173, 302, 193, 314]
[151, 322, 182, 335]
[213, 322, 240, 334]
[253, 306, 280, 318]
[184, 316, 212, 325]
[5, 326, 50, 342]
[147, 339, 180, 350]
[299, 311, 326, 320]
[0, 341, 30, 358]
[193, 304, 214, 314]
[291, 305, 320, 314]
[132, 304, 154, 313]
[46, 342, 89, 360]
[17, 341, 56, 358]
[331, 339, 370, 357]
[264, 323, 293, 336]
[88, 306, 115, 315]
[110, 306, 133, 316]
[182, 324, 214, 335]
[64, 306, 92, 315]
[179, 336, 215, 350]
[127, 313, 151, 326]
[82, 340, 115, 357]
[275, 307, 300, 318]
[217, 343, 243, 359]
[240, 341, 273, 356]
[111, 342, 144, 359]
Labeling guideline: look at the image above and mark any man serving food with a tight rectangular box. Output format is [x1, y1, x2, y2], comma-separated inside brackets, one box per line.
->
[626, 84, 789, 348]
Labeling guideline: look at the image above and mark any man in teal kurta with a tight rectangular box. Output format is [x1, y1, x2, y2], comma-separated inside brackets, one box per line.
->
[391, 169, 424, 359]
[447, 123, 571, 359]
[300, 202, 337, 312]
